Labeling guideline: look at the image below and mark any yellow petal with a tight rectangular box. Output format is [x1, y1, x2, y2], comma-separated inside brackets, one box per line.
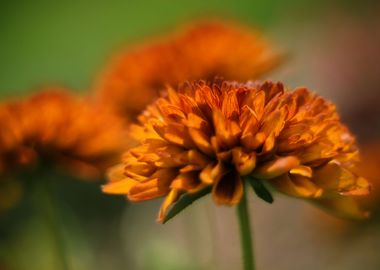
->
[290, 165, 313, 178]
[157, 189, 180, 223]
[340, 177, 371, 196]
[106, 164, 126, 182]
[253, 156, 300, 179]
[241, 132, 265, 151]
[188, 127, 214, 156]
[102, 178, 136, 195]
[158, 103, 185, 122]
[212, 109, 240, 149]
[128, 168, 177, 200]
[261, 133, 275, 153]
[185, 113, 209, 130]
[315, 196, 369, 219]
[171, 172, 204, 192]
[260, 106, 287, 138]
[313, 161, 370, 195]
[179, 165, 202, 173]
[298, 142, 336, 165]
[240, 105, 259, 135]
[222, 90, 239, 120]
[246, 90, 265, 119]
[152, 121, 195, 148]
[126, 162, 156, 176]
[232, 147, 256, 175]
[128, 186, 164, 201]
[200, 162, 226, 184]
[102, 164, 138, 194]
[187, 149, 210, 167]
[102, 165, 137, 194]
[270, 173, 323, 198]
[167, 86, 180, 105]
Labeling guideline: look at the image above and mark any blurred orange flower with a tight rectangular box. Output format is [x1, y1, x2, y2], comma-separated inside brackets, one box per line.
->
[95, 20, 281, 120]
[103, 79, 370, 222]
[0, 89, 127, 179]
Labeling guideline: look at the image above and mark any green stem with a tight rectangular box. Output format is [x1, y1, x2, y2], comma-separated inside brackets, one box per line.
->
[236, 184, 255, 270]
[40, 177, 70, 270]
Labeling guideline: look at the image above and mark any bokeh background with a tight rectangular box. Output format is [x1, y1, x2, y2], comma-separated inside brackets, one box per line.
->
[1, 1, 380, 269]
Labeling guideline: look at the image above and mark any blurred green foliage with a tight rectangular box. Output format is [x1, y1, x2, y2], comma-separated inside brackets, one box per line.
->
[0, 0, 369, 97]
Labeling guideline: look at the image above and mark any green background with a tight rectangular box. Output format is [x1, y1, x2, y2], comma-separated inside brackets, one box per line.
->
[0, 0, 370, 96]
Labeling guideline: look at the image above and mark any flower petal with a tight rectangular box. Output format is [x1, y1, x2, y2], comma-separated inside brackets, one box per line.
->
[232, 147, 256, 175]
[270, 173, 323, 198]
[313, 161, 370, 195]
[290, 165, 313, 178]
[188, 127, 214, 156]
[102, 165, 137, 194]
[200, 161, 227, 184]
[253, 156, 300, 179]
[315, 196, 369, 219]
[241, 132, 265, 151]
[158, 189, 180, 223]
[171, 172, 206, 192]
[212, 169, 243, 205]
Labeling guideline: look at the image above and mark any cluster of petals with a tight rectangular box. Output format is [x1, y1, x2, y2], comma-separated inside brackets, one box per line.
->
[95, 21, 280, 119]
[103, 79, 370, 222]
[0, 90, 127, 179]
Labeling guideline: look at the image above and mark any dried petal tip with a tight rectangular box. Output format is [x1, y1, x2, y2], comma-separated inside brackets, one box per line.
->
[103, 79, 370, 222]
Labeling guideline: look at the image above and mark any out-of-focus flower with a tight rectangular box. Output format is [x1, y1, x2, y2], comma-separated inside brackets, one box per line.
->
[95, 21, 281, 120]
[103, 79, 370, 222]
[0, 89, 127, 179]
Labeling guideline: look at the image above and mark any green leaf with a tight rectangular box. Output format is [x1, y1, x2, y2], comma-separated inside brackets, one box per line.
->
[246, 177, 274, 204]
[163, 186, 212, 224]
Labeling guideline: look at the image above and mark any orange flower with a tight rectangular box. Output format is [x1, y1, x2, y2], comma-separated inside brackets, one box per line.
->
[95, 20, 280, 120]
[0, 89, 127, 179]
[103, 79, 370, 222]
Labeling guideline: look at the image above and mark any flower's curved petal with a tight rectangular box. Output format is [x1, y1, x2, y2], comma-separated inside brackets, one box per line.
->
[232, 147, 256, 175]
[314, 196, 369, 219]
[212, 170, 243, 205]
[313, 161, 370, 195]
[102, 165, 137, 194]
[200, 162, 227, 184]
[102, 179, 136, 195]
[253, 156, 300, 179]
[290, 165, 313, 178]
[158, 189, 180, 223]
[270, 173, 323, 198]
[212, 109, 241, 150]
[188, 127, 214, 156]
[241, 132, 266, 151]
[171, 172, 206, 193]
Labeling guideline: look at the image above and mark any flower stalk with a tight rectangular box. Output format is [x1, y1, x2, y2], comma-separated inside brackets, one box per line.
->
[237, 183, 255, 270]
[36, 171, 69, 270]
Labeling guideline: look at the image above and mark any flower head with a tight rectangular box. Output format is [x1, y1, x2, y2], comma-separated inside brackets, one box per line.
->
[0, 89, 127, 179]
[103, 79, 370, 222]
[95, 21, 280, 120]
